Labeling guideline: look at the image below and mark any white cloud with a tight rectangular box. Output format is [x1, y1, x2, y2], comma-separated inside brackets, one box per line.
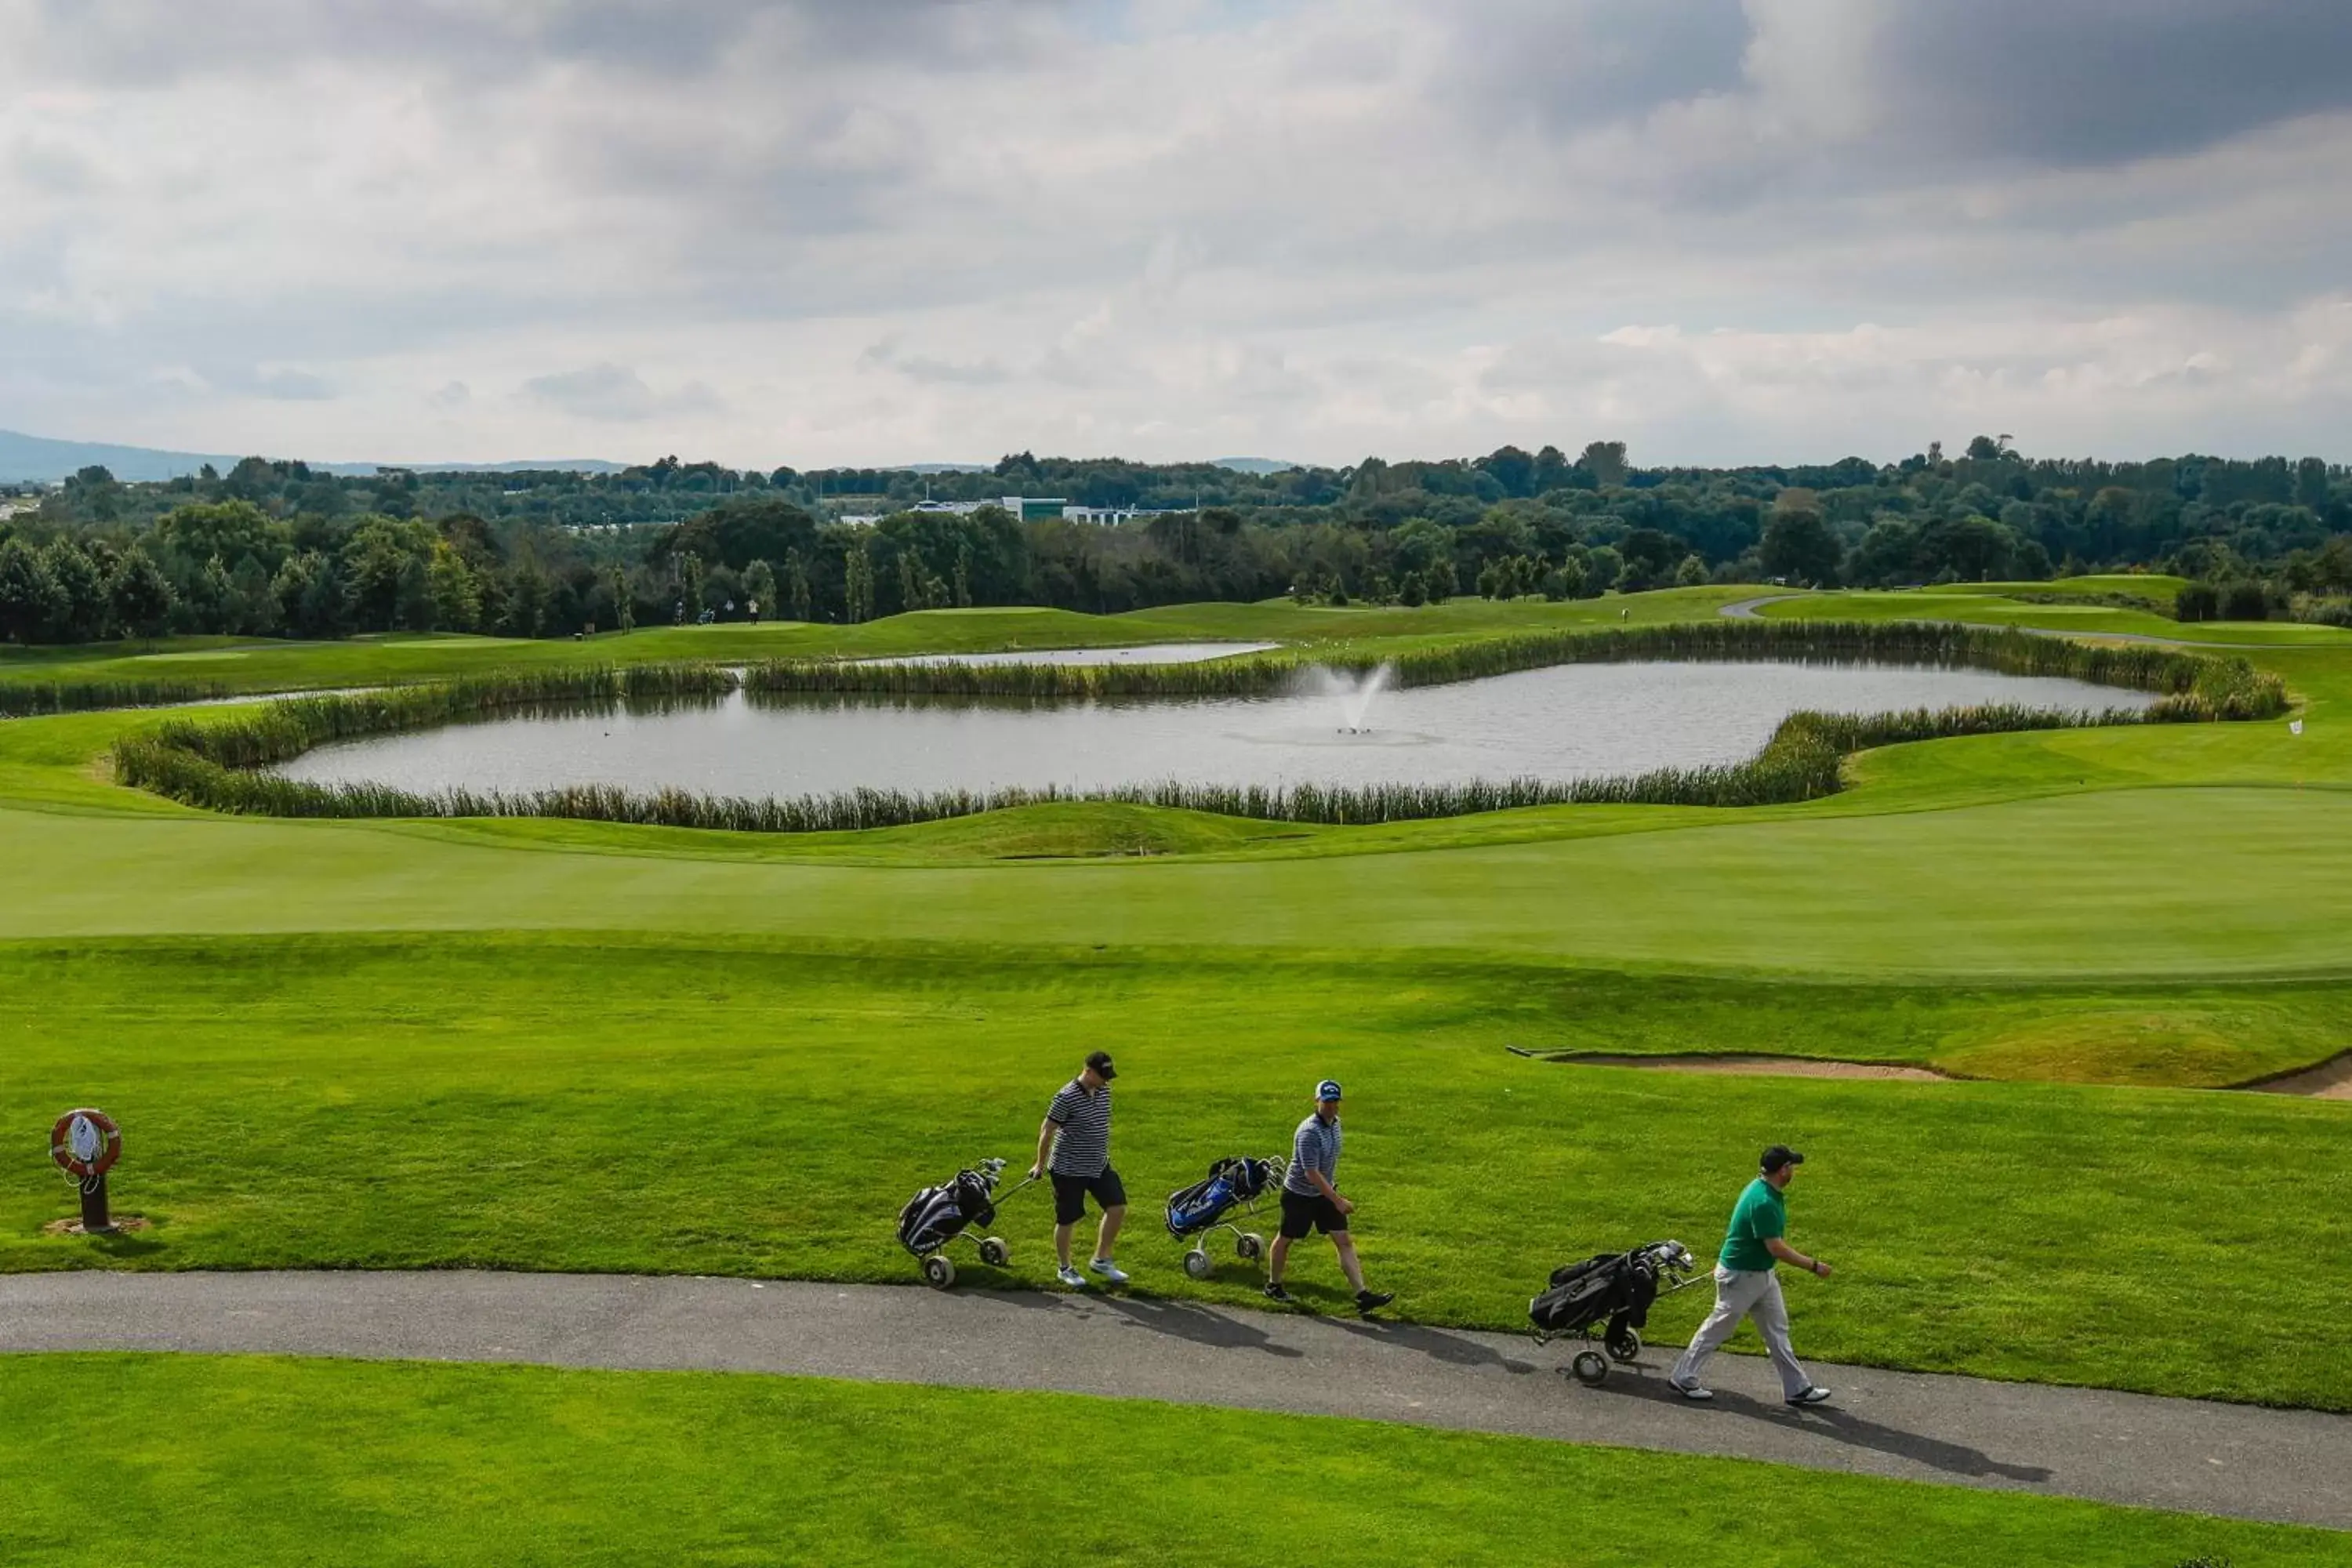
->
[0, 1, 2349, 465]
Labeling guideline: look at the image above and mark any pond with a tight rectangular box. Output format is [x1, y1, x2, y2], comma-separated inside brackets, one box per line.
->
[273, 661, 2158, 799]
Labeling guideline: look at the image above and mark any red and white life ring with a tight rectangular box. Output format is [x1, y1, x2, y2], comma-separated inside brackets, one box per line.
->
[49, 1109, 121, 1181]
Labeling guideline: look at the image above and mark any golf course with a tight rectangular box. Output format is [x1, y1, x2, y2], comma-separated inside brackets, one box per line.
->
[5, 583, 2348, 1565]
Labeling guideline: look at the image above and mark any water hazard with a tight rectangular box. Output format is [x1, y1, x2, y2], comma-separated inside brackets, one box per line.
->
[274, 660, 2158, 799]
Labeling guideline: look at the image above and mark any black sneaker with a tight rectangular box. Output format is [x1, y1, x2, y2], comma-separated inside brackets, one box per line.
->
[1355, 1289, 1395, 1316]
[1261, 1282, 1295, 1304]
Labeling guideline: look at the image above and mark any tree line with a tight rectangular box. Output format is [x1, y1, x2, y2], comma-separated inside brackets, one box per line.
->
[4, 437, 2348, 644]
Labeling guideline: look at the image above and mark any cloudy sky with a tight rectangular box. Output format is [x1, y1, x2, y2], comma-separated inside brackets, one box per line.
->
[5, 0, 2351, 468]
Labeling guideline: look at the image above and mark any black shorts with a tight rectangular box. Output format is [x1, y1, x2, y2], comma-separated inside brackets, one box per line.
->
[1051, 1167, 1127, 1225]
[1279, 1189, 1348, 1239]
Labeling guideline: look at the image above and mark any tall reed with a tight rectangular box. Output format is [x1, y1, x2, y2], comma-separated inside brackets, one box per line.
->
[2, 678, 236, 718]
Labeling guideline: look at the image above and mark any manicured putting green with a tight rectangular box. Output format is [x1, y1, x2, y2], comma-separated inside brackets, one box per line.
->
[0, 1356, 2325, 1568]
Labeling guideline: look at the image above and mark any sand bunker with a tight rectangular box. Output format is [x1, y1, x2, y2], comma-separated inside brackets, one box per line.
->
[1548, 1052, 1950, 1082]
[2247, 1052, 2352, 1101]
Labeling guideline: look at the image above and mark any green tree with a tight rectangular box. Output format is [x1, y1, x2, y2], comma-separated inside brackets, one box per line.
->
[604, 565, 634, 633]
[843, 538, 873, 623]
[2296, 456, 2332, 510]
[40, 541, 107, 641]
[742, 560, 778, 623]
[1582, 544, 1623, 595]
[1579, 441, 1629, 488]
[784, 549, 812, 622]
[1675, 553, 1708, 587]
[1424, 556, 1457, 602]
[429, 545, 481, 633]
[107, 547, 176, 638]
[1759, 507, 1842, 587]
[0, 539, 56, 644]
[896, 548, 927, 612]
[229, 554, 280, 636]
[394, 555, 434, 631]
[1915, 514, 2014, 583]
[502, 566, 550, 637]
[1849, 519, 1920, 587]
[679, 554, 707, 621]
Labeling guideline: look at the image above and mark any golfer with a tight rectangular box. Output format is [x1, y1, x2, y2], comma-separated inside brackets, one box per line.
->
[1029, 1050, 1127, 1290]
[1669, 1144, 1833, 1405]
[1264, 1079, 1395, 1316]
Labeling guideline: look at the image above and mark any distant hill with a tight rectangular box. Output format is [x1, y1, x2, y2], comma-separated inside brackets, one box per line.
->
[0, 427, 623, 485]
[0, 428, 239, 485]
[1209, 457, 1298, 474]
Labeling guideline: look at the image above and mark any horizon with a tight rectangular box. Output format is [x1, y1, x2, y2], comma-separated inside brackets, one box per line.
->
[7, 421, 2350, 489]
[5, 5, 2352, 469]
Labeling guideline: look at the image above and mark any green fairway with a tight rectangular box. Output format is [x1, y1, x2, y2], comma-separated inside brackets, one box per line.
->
[1758, 586, 2352, 648]
[0, 588, 1759, 699]
[4, 590, 2349, 1419]
[0, 1355, 2327, 1567]
[7, 938, 2350, 1408]
[2, 785, 2348, 976]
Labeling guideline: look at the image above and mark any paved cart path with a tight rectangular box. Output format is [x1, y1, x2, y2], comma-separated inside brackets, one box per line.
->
[5, 1271, 2347, 1529]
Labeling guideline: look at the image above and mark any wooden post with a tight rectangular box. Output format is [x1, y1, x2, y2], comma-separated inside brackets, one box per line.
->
[78, 1174, 113, 1234]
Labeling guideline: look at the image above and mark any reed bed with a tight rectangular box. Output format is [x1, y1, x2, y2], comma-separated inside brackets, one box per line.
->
[109, 625, 2282, 833]
[1, 677, 236, 718]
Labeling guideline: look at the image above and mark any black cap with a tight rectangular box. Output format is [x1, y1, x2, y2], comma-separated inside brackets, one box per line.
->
[1085, 1050, 1117, 1080]
[1761, 1145, 1804, 1173]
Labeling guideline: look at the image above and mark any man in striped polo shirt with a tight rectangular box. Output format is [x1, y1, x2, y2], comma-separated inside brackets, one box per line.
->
[1029, 1050, 1128, 1290]
[1264, 1079, 1394, 1316]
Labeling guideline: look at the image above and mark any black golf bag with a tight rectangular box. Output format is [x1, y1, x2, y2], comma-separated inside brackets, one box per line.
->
[1527, 1239, 1697, 1364]
[898, 1164, 1001, 1258]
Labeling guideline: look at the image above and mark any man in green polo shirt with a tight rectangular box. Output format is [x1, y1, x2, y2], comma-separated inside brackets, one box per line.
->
[1668, 1144, 1834, 1406]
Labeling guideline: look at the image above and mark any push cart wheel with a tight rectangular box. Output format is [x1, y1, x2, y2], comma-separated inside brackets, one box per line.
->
[1236, 1232, 1264, 1261]
[922, 1254, 956, 1290]
[978, 1237, 1009, 1267]
[1570, 1350, 1610, 1387]
[1606, 1329, 1642, 1363]
[1182, 1248, 1214, 1280]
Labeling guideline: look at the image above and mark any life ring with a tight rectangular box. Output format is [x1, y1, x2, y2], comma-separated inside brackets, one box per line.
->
[49, 1109, 121, 1181]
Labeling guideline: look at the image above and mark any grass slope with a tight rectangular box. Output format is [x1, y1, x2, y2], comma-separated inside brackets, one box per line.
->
[0, 1356, 2329, 1568]
[1760, 587, 2352, 647]
[2, 784, 2348, 976]
[0, 589, 1758, 696]
[6, 938, 2349, 1409]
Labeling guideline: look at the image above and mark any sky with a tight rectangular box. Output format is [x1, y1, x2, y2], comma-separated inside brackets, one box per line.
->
[5, 0, 2352, 470]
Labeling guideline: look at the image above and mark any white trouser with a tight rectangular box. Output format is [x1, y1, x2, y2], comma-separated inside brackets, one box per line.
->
[1671, 1265, 1811, 1399]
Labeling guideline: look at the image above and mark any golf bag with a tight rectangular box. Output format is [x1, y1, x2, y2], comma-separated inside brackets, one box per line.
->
[1528, 1240, 1699, 1384]
[1165, 1156, 1279, 1239]
[898, 1160, 1005, 1258]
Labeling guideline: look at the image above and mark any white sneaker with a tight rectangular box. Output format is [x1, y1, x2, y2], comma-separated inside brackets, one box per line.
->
[1089, 1258, 1129, 1285]
[1056, 1265, 1088, 1290]
[1670, 1378, 1714, 1402]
